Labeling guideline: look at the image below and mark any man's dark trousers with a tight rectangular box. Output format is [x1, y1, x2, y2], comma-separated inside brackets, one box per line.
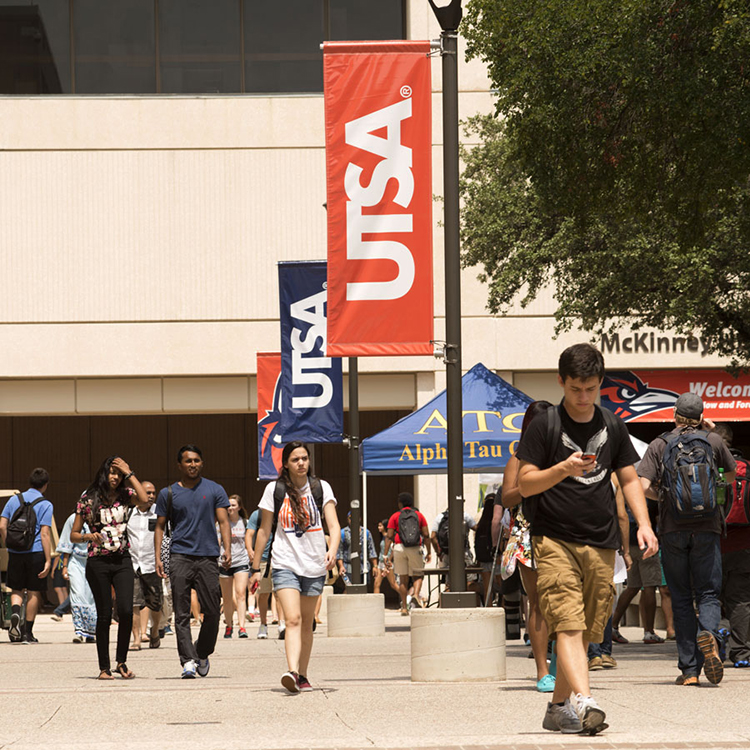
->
[721, 549, 750, 663]
[170, 553, 221, 665]
[661, 531, 722, 677]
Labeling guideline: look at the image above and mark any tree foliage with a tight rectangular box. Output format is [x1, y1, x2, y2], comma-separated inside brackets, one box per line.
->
[460, 0, 750, 365]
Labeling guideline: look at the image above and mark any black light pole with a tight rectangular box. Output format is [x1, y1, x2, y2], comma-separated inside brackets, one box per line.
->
[346, 356, 367, 593]
[428, 0, 474, 606]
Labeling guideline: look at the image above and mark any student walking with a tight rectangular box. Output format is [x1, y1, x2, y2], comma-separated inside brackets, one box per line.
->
[219, 494, 253, 639]
[56, 512, 97, 643]
[154, 445, 231, 679]
[249, 441, 340, 693]
[516, 344, 658, 734]
[70, 456, 149, 679]
[500, 401, 556, 692]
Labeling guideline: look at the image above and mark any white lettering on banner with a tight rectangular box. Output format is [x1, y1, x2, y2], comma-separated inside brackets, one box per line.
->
[690, 381, 750, 399]
[344, 98, 415, 301]
[289, 291, 333, 409]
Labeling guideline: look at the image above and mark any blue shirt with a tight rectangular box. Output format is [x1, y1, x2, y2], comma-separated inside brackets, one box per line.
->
[336, 526, 377, 574]
[155, 478, 229, 557]
[1, 489, 53, 554]
[247, 508, 272, 562]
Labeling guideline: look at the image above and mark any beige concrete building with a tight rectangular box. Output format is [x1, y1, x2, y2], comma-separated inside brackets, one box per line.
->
[0, 1, 742, 529]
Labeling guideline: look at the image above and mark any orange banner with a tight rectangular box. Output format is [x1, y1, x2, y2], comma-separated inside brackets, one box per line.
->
[324, 41, 433, 356]
[257, 352, 283, 479]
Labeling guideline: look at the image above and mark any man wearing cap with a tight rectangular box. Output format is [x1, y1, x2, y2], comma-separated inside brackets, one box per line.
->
[638, 392, 736, 686]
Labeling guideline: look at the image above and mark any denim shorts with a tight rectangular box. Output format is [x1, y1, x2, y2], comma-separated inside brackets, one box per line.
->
[219, 563, 250, 579]
[272, 568, 325, 597]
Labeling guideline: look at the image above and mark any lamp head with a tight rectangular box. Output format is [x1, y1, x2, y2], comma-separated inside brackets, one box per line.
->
[428, 0, 462, 32]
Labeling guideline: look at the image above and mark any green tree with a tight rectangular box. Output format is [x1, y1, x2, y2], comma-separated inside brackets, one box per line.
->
[460, 0, 750, 365]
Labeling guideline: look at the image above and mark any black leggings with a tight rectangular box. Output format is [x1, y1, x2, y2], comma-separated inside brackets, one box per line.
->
[85, 553, 134, 671]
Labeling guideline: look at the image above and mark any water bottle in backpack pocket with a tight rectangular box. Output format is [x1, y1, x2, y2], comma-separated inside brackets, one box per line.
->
[659, 430, 718, 522]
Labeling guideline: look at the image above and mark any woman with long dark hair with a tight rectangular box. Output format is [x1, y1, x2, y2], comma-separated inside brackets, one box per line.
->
[498, 400, 555, 693]
[71, 455, 148, 680]
[249, 441, 340, 693]
[373, 518, 398, 596]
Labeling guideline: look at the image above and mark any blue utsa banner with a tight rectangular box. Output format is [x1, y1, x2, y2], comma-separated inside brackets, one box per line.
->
[278, 261, 343, 444]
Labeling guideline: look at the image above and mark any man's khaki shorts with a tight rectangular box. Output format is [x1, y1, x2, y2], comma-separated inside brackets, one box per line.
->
[393, 544, 424, 577]
[533, 535, 615, 644]
[625, 544, 662, 590]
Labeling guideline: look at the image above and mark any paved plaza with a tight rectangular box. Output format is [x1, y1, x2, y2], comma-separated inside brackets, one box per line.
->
[0, 610, 749, 750]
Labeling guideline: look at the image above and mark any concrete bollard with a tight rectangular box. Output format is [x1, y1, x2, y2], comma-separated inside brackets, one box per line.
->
[318, 585, 334, 622]
[410, 607, 506, 682]
[326, 593, 385, 637]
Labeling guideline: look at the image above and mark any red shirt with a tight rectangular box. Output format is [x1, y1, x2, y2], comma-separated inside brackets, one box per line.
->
[387, 508, 428, 545]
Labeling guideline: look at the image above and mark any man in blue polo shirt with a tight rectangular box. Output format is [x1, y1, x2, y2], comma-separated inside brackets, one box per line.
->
[0, 468, 53, 643]
[154, 445, 231, 679]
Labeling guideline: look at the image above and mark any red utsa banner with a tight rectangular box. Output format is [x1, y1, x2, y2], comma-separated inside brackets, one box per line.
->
[324, 41, 433, 357]
[256, 352, 283, 479]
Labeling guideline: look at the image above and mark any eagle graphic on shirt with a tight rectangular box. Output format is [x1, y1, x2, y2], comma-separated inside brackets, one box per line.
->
[562, 427, 609, 485]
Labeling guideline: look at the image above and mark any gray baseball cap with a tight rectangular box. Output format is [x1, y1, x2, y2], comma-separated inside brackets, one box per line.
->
[674, 392, 703, 420]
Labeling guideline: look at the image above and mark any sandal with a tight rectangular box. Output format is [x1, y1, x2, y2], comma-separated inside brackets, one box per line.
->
[128, 643, 141, 651]
[97, 669, 114, 680]
[115, 663, 135, 679]
[734, 660, 750, 668]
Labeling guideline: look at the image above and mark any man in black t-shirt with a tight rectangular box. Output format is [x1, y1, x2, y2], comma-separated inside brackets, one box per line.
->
[517, 344, 658, 736]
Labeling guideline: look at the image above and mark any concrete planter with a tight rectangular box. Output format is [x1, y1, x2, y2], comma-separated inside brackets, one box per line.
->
[326, 593, 385, 637]
[410, 607, 506, 682]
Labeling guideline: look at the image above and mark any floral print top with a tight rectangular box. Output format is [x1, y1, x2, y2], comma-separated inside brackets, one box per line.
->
[76, 489, 135, 557]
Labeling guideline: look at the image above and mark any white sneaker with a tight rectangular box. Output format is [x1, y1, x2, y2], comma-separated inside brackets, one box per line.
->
[574, 693, 607, 735]
[257, 624, 268, 639]
[181, 660, 197, 679]
[542, 699, 582, 734]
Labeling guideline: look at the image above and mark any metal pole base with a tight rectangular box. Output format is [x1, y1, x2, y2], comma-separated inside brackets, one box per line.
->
[344, 583, 368, 595]
[439, 591, 479, 609]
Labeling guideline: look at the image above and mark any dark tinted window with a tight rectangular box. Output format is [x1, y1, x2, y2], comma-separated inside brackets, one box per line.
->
[74, 0, 155, 94]
[330, 0, 405, 42]
[0, 0, 70, 93]
[244, 0, 324, 93]
[159, 0, 240, 94]
[0, 0, 406, 95]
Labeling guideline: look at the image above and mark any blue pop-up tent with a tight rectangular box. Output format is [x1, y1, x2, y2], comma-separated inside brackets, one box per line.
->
[361, 363, 534, 475]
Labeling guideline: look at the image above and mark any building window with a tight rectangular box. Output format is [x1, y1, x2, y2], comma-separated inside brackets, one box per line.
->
[74, 0, 156, 94]
[0, 0, 71, 94]
[0, 0, 406, 95]
[159, 0, 241, 94]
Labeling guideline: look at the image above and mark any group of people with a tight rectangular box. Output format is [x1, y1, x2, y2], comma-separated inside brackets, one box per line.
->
[2, 342, 749, 725]
[488, 343, 748, 736]
[1, 440, 339, 693]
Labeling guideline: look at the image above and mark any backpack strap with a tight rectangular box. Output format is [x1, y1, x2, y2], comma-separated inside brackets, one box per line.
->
[599, 405, 622, 463]
[263, 479, 288, 578]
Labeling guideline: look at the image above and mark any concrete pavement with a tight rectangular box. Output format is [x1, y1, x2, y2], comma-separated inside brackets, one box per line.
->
[0, 611, 749, 750]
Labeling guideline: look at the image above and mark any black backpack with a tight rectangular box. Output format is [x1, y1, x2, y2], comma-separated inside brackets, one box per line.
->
[397, 507, 421, 547]
[6, 493, 45, 552]
[521, 404, 621, 526]
[436, 510, 450, 554]
[658, 428, 719, 523]
[474, 526, 495, 563]
[263, 477, 324, 578]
